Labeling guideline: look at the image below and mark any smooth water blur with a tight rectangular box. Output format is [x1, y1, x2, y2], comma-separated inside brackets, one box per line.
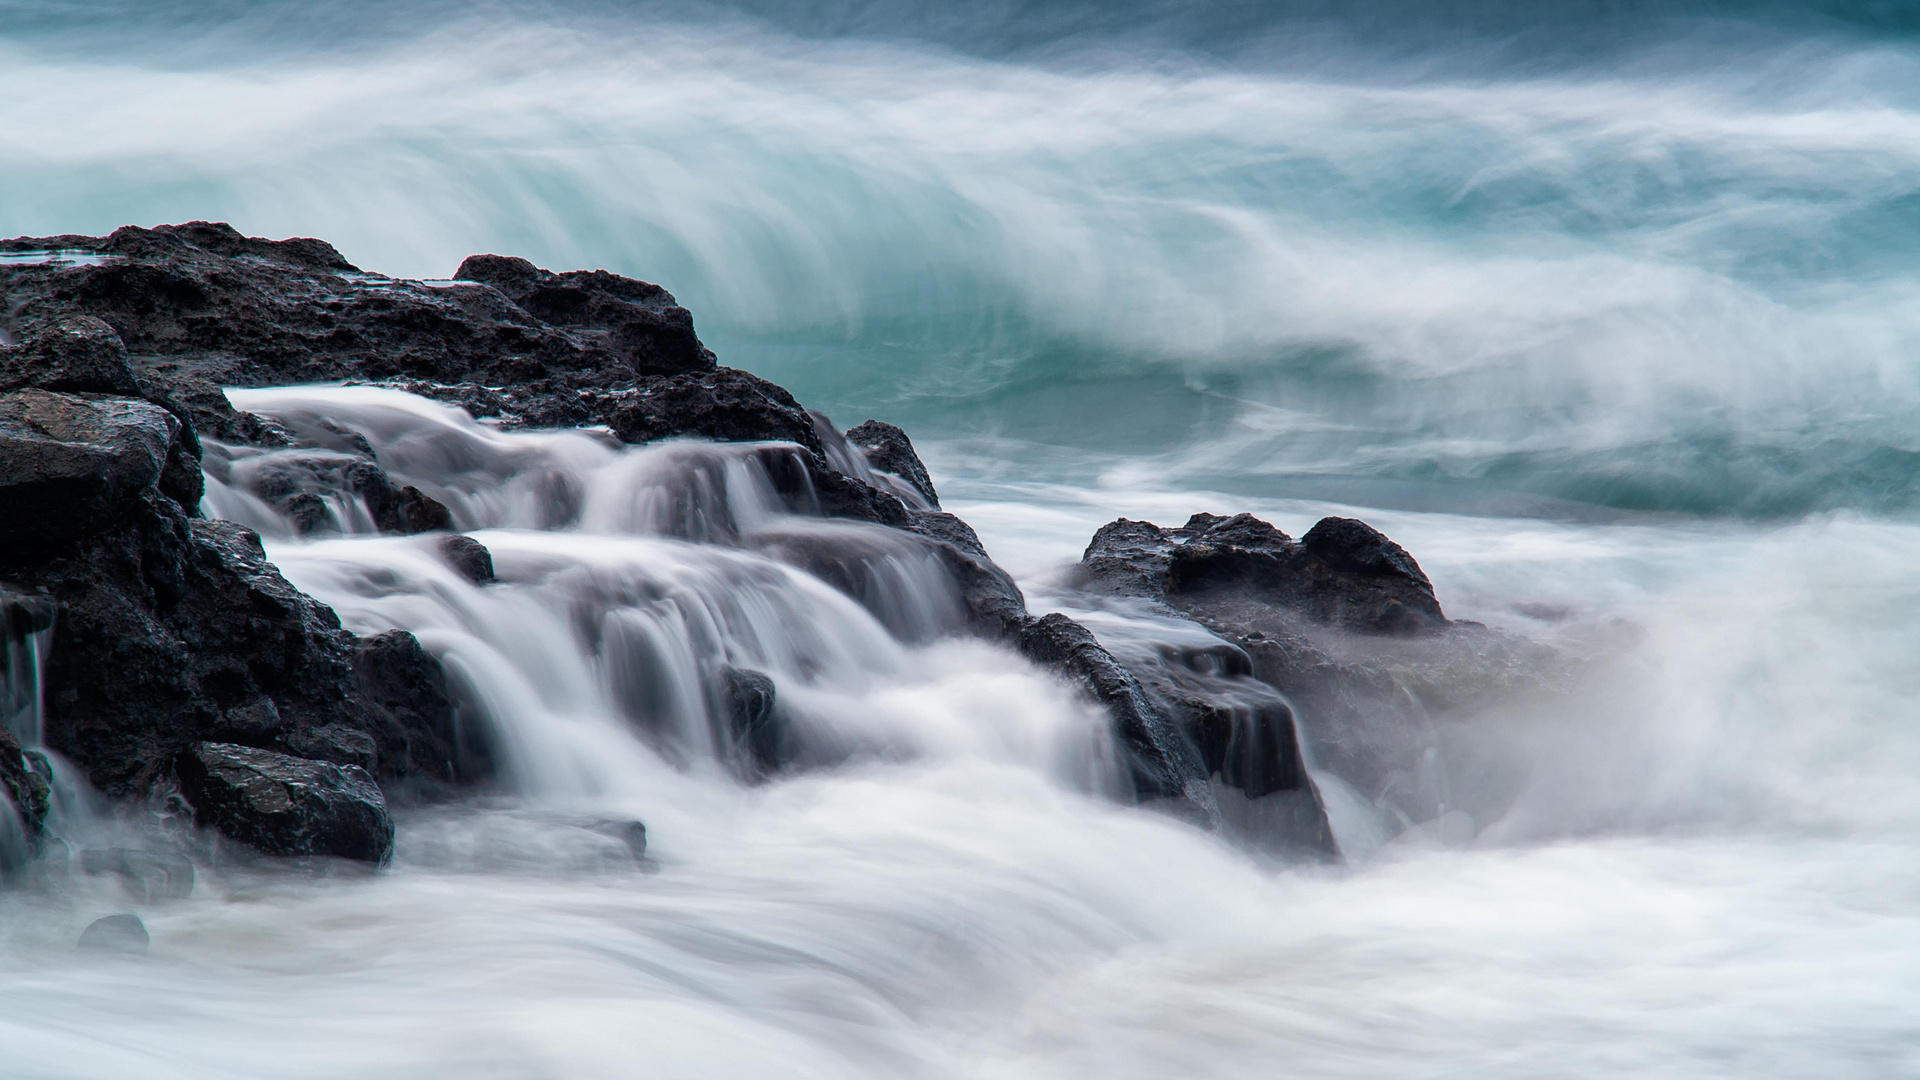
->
[10, 1, 1920, 513]
[6, 1, 1920, 1076]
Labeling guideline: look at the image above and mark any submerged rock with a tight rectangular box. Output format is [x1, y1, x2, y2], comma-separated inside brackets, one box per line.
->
[719, 666, 782, 780]
[79, 847, 196, 902]
[177, 742, 394, 863]
[77, 913, 149, 953]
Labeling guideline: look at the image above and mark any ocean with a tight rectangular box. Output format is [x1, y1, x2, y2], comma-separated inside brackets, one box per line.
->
[4, 2, 1920, 1075]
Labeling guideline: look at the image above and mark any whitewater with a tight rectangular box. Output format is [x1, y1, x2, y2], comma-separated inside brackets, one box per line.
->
[6, 1, 1920, 1076]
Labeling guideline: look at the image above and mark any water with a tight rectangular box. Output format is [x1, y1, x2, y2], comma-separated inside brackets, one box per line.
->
[6, 0, 1920, 1075]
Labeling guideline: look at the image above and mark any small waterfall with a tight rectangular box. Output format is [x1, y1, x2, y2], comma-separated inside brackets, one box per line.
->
[212, 386, 1109, 805]
[1, 593, 52, 748]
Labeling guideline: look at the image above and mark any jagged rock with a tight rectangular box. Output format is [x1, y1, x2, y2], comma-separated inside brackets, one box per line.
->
[1080, 511, 1446, 636]
[438, 534, 495, 584]
[77, 913, 149, 953]
[453, 254, 716, 377]
[605, 367, 823, 454]
[846, 419, 939, 508]
[177, 741, 394, 863]
[0, 316, 143, 397]
[0, 389, 180, 561]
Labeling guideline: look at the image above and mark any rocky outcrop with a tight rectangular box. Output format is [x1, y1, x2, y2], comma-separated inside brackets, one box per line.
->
[1080, 511, 1446, 636]
[846, 420, 938, 508]
[0, 221, 1250, 853]
[176, 742, 394, 863]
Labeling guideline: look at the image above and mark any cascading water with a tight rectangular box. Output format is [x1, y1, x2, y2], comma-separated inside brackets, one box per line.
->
[205, 385, 1113, 804]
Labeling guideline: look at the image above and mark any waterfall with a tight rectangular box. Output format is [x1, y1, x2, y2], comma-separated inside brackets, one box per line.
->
[206, 385, 1114, 805]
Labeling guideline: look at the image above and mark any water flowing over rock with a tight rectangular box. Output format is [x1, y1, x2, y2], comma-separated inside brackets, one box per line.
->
[0, 221, 1345, 860]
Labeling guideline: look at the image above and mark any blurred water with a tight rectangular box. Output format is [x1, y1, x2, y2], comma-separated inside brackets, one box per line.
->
[5, 1, 1920, 1075]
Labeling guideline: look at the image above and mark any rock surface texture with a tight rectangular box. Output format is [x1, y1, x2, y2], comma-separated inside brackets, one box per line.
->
[176, 742, 394, 863]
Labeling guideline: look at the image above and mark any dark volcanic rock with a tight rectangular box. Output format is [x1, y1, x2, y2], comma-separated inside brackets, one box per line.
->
[395, 485, 454, 533]
[0, 389, 179, 561]
[1014, 613, 1217, 821]
[0, 316, 143, 397]
[438, 534, 495, 584]
[453, 254, 715, 377]
[177, 742, 394, 863]
[0, 725, 50, 853]
[352, 629, 492, 790]
[846, 419, 938, 508]
[1082, 511, 1446, 636]
[606, 367, 823, 454]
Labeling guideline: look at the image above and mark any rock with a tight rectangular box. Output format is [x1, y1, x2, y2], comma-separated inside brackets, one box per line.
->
[606, 367, 824, 454]
[1080, 511, 1446, 636]
[1014, 613, 1217, 823]
[0, 389, 180, 561]
[437, 534, 495, 584]
[0, 725, 50, 850]
[395, 485, 453, 533]
[719, 666, 782, 779]
[453, 254, 716, 377]
[280, 723, 379, 773]
[352, 629, 492, 789]
[0, 316, 143, 397]
[846, 419, 938, 508]
[177, 742, 394, 863]
[77, 913, 149, 953]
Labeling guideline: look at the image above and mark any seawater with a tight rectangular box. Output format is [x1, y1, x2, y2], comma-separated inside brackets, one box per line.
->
[4, 1, 1920, 1076]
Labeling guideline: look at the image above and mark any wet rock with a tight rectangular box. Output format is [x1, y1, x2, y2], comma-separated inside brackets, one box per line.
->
[719, 666, 782, 779]
[77, 913, 149, 953]
[352, 629, 492, 788]
[177, 741, 394, 863]
[846, 419, 938, 508]
[0, 725, 50, 847]
[0, 389, 180, 561]
[438, 534, 495, 584]
[395, 485, 453, 533]
[280, 723, 379, 773]
[1014, 613, 1218, 823]
[0, 316, 143, 397]
[284, 492, 335, 535]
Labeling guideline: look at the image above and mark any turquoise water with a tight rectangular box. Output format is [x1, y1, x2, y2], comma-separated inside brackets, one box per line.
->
[11, 1, 1920, 516]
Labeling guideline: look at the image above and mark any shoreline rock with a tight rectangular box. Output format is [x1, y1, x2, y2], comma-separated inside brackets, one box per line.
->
[0, 221, 1236, 854]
